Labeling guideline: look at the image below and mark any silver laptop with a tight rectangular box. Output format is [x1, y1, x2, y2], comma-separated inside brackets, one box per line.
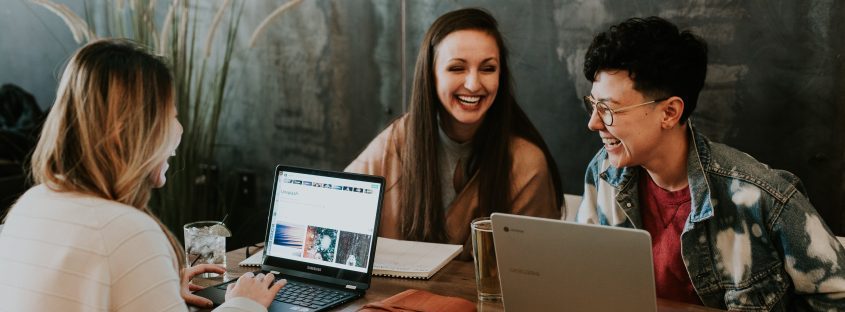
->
[491, 213, 657, 312]
[195, 165, 384, 312]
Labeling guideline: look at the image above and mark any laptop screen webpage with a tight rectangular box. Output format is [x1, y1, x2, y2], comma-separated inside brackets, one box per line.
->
[265, 170, 380, 273]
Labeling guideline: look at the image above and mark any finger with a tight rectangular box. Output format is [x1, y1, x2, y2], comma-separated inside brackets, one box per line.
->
[181, 267, 196, 282]
[261, 273, 275, 287]
[188, 283, 204, 291]
[239, 271, 255, 281]
[255, 273, 265, 281]
[193, 263, 227, 274]
[182, 265, 204, 280]
[224, 283, 235, 302]
[183, 292, 214, 308]
[270, 278, 287, 293]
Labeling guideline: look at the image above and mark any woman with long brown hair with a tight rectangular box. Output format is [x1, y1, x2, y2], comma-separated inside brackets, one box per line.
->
[346, 8, 562, 256]
[0, 39, 284, 311]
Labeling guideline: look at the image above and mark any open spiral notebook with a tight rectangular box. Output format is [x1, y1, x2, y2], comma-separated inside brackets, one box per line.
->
[241, 237, 462, 279]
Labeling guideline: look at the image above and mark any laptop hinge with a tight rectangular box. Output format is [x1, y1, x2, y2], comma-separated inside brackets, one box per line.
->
[345, 285, 357, 290]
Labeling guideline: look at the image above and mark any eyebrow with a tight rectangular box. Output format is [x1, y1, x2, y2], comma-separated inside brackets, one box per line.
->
[447, 57, 499, 63]
[590, 94, 619, 104]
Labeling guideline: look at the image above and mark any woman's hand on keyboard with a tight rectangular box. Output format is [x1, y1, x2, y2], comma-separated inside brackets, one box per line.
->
[181, 264, 226, 308]
[226, 271, 288, 307]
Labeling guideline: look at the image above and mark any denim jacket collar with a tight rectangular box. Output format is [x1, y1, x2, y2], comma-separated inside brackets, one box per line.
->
[599, 123, 715, 225]
[685, 123, 715, 223]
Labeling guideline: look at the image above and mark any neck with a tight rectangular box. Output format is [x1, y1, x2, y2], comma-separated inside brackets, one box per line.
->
[439, 112, 479, 143]
[641, 125, 690, 191]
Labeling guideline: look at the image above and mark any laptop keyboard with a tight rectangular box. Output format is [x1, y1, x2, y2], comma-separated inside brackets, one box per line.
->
[274, 280, 355, 308]
[215, 277, 355, 309]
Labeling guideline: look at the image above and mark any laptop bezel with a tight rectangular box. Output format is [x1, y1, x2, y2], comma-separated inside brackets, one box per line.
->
[260, 165, 384, 290]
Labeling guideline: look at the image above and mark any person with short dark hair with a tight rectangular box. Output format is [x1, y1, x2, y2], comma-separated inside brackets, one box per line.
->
[576, 16, 845, 310]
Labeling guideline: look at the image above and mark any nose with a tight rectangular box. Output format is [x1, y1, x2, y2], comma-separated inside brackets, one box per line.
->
[464, 70, 480, 92]
[587, 108, 605, 132]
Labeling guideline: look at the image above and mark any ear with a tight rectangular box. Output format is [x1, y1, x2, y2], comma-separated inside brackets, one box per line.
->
[661, 96, 685, 129]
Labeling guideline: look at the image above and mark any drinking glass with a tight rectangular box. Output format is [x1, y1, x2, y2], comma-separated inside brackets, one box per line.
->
[183, 221, 227, 278]
[471, 217, 501, 302]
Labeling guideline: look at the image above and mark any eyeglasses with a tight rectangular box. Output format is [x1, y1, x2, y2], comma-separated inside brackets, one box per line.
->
[583, 95, 668, 126]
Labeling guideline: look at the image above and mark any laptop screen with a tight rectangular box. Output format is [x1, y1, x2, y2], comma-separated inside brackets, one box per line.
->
[262, 166, 383, 287]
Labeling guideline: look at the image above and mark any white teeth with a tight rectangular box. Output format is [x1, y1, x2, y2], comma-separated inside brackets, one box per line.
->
[602, 138, 621, 145]
[458, 95, 481, 104]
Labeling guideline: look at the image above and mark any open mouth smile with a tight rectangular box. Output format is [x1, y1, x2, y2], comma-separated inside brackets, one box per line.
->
[602, 137, 621, 147]
[457, 95, 482, 105]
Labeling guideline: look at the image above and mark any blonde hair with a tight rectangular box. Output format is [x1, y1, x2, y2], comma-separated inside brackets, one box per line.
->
[31, 39, 186, 270]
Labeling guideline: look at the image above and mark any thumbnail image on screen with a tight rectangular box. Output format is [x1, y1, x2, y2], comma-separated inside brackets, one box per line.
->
[303, 226, 338, 262]
[335, 231, 372, 268]
[273, 222, 306, 258]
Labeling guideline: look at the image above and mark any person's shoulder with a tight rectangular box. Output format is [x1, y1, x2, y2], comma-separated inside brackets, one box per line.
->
[509, 136, 548, 170]
[702, 138, 804, 200]
[8, 185, 161, 254]
[376, 114, 408, 144]
[346, 114, 407, 174]
[13, 185, 146, 225]
[705, 139, 786, 178]
[360, 115, 407, 152]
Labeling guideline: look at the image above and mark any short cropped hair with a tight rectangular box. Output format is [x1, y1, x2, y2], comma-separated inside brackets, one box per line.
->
[584, 17, 708, 123]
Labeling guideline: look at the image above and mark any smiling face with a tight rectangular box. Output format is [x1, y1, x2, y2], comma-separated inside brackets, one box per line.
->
[434, 29, 500, 140]
[587, 70, 665, 168]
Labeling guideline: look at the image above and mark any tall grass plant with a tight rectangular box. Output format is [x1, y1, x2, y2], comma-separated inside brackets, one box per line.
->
[32, 0, 301, 238]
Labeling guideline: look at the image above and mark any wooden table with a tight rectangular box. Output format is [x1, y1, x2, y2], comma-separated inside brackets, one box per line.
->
[192, 246, 724, 311]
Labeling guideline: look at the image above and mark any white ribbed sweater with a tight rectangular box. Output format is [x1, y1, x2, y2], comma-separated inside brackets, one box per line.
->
[0, 185, 264, 312]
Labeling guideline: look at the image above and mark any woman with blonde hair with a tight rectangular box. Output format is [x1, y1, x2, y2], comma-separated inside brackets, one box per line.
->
[0, 39, 284, 311]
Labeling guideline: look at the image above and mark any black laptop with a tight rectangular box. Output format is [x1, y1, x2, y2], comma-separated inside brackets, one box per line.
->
[195, 165, 384, 311]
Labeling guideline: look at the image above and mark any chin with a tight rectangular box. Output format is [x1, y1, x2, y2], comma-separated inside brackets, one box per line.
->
[152, 178, 166, 188]
[149, 171, 167, 188]
[452, 111, 485, 126]
[456, 117, 483, 127]
[607, 155, 633, 169]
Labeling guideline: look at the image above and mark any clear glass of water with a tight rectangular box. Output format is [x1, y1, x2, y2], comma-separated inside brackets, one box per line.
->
[471, 217, 501, 302]
[183, 221, 228, 278]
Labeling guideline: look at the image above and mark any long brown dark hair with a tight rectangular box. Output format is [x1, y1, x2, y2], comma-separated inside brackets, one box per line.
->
[400, 8, 562, 242]
[30, 39, 186, 270]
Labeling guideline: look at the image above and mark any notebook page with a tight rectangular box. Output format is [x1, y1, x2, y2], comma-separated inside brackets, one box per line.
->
[373, 237, 462, 274]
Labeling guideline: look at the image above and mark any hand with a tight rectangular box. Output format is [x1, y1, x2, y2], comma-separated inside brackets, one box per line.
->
[181, 264, 226, 308]
[225, 272, 287, 308]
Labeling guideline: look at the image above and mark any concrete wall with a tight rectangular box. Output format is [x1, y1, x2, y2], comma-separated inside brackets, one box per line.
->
[2, 0, 842, 241]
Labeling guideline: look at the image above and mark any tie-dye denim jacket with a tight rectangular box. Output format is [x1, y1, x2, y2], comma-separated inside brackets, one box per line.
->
[575, 126, 845, 311]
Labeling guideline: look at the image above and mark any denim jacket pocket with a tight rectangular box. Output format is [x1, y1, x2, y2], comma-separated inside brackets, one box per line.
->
[724, 263, 790, 311]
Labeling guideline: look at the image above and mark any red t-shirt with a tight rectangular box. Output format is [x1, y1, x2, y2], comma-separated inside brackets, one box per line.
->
[639, 172, 702, 305]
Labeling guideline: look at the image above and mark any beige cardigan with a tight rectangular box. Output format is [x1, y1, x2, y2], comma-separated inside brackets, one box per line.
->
[345, 116, 560, 259]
